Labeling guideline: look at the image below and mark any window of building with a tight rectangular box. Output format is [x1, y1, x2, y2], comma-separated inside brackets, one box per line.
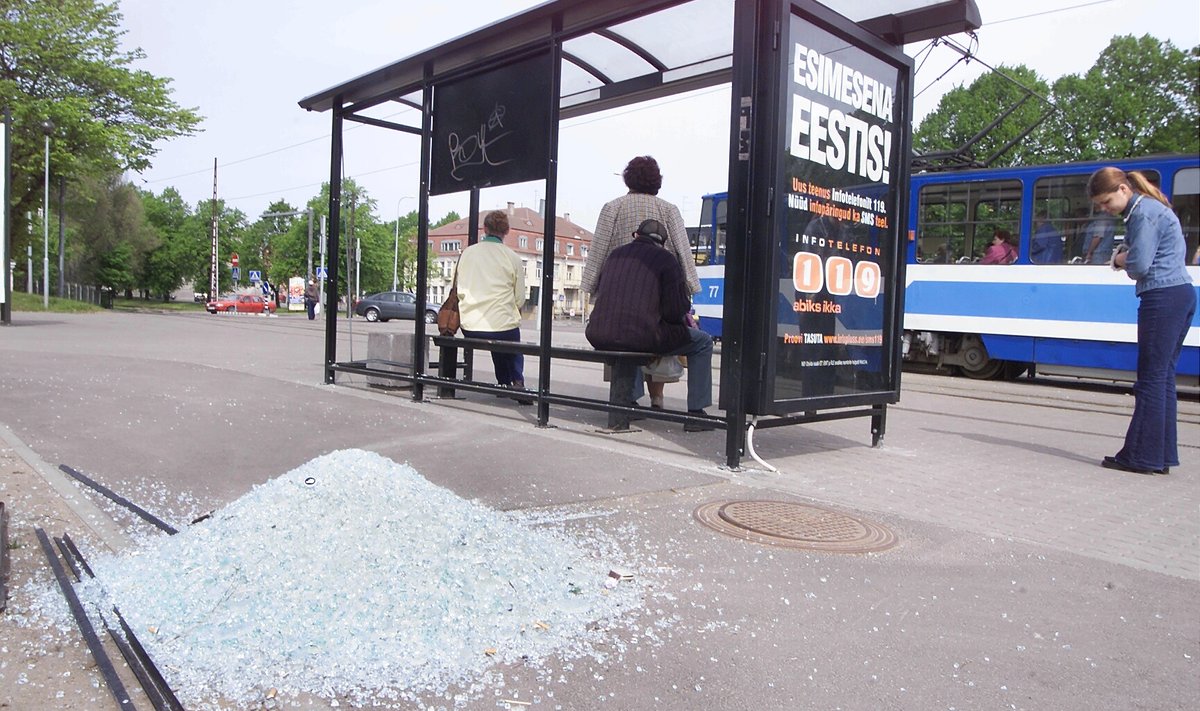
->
[536, 238, 544, 251]
[518, 234, 528, 249]
[566, 243, 575, 257]
[442, 240, 462, 253]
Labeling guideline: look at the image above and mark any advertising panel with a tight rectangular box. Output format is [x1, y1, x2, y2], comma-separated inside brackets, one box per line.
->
[429, 52, 553, 196]
[764, 5, 910, 410]
[288, 276, 305, 311]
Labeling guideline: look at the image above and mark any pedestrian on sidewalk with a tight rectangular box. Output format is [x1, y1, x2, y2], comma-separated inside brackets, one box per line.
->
[1089, 166, 1196, 474]
[303, 279, 319, 320]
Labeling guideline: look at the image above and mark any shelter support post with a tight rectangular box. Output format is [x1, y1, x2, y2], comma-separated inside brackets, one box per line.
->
[323, 99, 344, 384]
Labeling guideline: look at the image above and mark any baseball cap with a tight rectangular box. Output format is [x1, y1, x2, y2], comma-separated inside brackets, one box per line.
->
[634, 219, 667, 244]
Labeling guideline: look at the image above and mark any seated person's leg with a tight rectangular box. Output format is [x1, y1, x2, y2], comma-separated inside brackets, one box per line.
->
[679, 328, 713, 412]
[647, 377, 665, 408]
[613, 360, 640, 407]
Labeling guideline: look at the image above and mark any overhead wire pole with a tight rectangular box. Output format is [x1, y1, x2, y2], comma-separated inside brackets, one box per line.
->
[41, 121, 51, 309]
[209, 159, 219, 301]
[1, 108, 9, 326]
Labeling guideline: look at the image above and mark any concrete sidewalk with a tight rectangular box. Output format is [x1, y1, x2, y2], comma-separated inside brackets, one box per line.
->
[1, 311, 1197, 710]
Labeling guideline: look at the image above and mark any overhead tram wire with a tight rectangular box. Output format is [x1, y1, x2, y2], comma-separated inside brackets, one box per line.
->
[139, 102, 421, 188]
[913, 0, 1121, 102]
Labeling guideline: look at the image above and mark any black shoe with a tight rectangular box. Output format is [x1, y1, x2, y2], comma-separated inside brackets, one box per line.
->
[507, 381, 534, 405]
[1156, 466, 1171, 475]
[684, 409, 717, 432]
[1101, 456, 1155, 475]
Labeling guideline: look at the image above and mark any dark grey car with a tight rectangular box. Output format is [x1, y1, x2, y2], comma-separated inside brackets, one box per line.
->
[354, 291, 439, 323]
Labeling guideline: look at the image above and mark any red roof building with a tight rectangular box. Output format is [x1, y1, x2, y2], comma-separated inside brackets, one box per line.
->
[427, 202, 592, 316]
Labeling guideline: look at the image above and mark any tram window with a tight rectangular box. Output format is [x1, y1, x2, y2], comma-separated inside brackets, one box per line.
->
[918, 180, 1019, 263]
[1172, 167, 1199, 265]
[973, 197, 1019, 261]
[693, 196, 715, 266]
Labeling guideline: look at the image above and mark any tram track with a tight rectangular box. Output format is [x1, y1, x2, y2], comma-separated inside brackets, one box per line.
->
[898, 374, 1200, 427]
[38, 462, 189, 710]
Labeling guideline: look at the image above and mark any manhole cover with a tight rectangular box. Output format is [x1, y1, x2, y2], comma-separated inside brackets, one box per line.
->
[693, 500, 897, 553]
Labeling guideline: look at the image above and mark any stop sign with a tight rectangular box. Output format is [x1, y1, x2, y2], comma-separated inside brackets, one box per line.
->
[231, 252, 240, 267]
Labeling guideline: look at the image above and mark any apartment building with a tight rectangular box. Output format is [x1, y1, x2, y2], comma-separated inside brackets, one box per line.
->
[427, 202, 593, 315]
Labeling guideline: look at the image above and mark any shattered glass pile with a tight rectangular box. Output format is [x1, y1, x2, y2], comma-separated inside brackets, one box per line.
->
[79, 449, 646, 708]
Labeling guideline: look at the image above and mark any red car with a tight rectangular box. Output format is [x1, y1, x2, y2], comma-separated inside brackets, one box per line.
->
[206, 293, 276, 314]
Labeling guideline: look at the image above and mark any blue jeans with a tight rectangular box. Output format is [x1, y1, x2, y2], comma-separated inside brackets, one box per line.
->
[462, 327, 524, 386]
[1115, 284, 1196, 471]
[623, 327, 713, 412]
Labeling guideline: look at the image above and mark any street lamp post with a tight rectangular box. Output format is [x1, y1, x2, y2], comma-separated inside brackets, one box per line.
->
[393, 196, 413, 291]
[41, 120, 53, 309]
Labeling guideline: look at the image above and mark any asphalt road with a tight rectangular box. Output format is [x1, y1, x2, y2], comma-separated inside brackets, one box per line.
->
[1, 309, 1197, 710]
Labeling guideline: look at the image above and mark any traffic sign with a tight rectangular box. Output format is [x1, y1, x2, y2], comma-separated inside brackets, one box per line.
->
[231, 253, 240, 267]
[249, 270, 262, 282]
[231, 266, 240, 280]
[316, 266, 328, 279]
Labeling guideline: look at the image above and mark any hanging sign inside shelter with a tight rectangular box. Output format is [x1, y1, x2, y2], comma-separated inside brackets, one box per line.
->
[766, 5, 909, 409]
[430, 52, 553, 196]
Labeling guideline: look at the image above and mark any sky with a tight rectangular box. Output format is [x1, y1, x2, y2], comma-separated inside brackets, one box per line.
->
[116, 0, 1200, 234]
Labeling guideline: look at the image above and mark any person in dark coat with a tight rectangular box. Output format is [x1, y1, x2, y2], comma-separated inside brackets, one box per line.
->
[586, 219, 714, 430]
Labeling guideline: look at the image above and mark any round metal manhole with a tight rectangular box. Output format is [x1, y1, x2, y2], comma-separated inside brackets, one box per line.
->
[693, 500, 897, 553]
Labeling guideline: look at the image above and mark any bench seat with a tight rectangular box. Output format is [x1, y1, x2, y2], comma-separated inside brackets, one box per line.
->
[431, 335, 654, 429]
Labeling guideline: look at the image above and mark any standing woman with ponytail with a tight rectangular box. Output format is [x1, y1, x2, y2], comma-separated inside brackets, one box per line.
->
[1088, 167, 1196, 474]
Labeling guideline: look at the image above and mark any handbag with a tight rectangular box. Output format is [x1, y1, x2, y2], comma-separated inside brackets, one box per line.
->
[643, 355, 684, 383]
[437, 266, 460, 336]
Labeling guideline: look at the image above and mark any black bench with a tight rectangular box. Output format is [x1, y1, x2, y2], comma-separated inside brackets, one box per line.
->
[431, 335, 654, 429]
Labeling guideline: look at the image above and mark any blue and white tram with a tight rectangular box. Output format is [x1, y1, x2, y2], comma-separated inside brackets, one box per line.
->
[688, 154, 1200, 383]
[903, 155, 1199, 382]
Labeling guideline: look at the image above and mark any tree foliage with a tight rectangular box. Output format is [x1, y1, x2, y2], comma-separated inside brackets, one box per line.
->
[1043, 35, 1199, 160]
[913, 65, 1053, 167]
[68, 174, 158, 294]
[914, 35, 1199, 167]
[1, 0, 202, 245]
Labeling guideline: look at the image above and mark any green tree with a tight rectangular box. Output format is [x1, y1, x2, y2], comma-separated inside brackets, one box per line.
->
[913, 65, 1054, 168]
[140, 187, 197, 300]
[1044, 35, 1199, 160]
[69, 174, 158, 297]
[180, 200, 248, 296]
[1, 0, 202, 263]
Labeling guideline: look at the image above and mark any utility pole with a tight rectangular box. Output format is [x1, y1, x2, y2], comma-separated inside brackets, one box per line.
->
[345, 191, 355, 317]
[209, 159, 219, 300]
[319, 214, 327, 308]
[57, 177, 65, 297]
[41, 120, 52, 308]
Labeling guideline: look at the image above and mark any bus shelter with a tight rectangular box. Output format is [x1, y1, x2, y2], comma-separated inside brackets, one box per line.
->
[298, 0, 981, 467]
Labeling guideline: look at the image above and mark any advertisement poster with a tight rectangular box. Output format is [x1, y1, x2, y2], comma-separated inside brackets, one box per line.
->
[772, 10, 904, 403]
[288, 276, 305, 311]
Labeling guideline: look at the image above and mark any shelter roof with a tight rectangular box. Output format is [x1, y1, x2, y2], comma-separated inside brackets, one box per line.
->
[298, 0, 980, 121]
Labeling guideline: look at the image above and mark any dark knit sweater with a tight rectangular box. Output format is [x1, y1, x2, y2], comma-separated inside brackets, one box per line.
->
[585, 237, 691, 353]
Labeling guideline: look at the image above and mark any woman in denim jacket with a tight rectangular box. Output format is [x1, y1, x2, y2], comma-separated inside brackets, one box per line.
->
[1088, 167, 1196, 474]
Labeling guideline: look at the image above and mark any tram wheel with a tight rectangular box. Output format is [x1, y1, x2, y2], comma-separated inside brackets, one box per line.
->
[957, 335, 1004, 380]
